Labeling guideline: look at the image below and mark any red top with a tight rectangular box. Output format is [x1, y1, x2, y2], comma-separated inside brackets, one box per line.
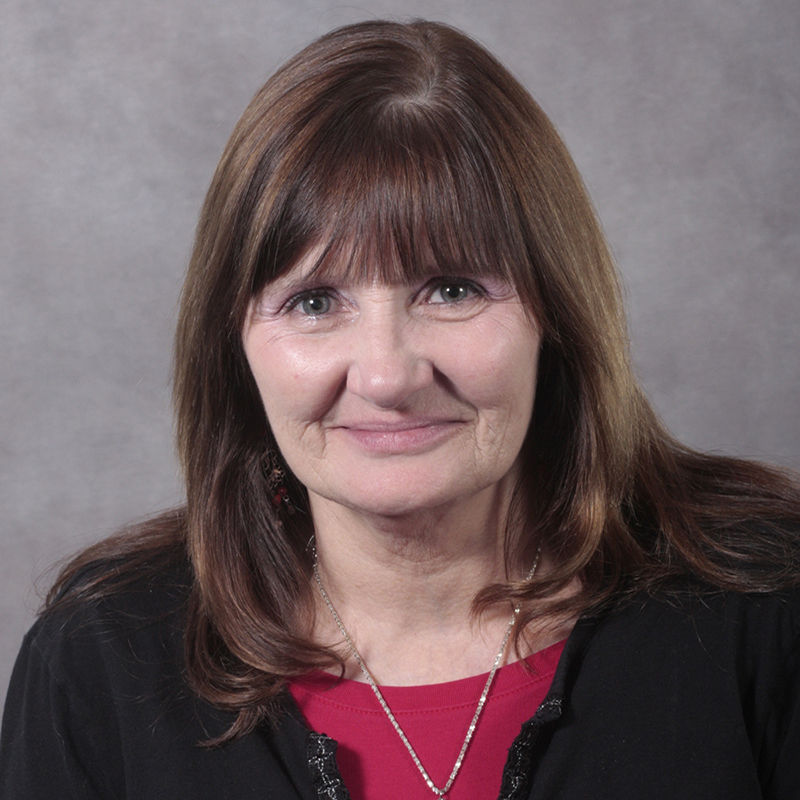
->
[289, 639, 566, 800]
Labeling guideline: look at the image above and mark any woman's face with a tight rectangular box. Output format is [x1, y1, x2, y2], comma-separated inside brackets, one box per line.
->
[243, 253, 541, 519]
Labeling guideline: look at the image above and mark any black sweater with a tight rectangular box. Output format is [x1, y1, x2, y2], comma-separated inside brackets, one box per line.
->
[2, 565, 799, 799]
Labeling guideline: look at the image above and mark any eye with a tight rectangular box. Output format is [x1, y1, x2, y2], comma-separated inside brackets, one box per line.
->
[300, 294, 331, 315]
[286, 290, 334, 316]
[428, 280, 480, 304]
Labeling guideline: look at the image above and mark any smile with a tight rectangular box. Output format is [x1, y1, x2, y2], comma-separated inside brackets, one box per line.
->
[333, 420, 465, 454]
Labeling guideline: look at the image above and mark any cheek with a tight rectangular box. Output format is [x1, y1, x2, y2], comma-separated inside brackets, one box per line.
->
[245, 335, 344, 429]
[447, 321, 540, 415]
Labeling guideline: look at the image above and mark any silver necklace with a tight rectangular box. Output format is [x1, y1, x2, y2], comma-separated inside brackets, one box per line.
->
[311, 540, 541, 799]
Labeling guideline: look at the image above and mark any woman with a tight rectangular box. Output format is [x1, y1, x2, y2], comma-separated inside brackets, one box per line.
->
[2, 18, 799, 800]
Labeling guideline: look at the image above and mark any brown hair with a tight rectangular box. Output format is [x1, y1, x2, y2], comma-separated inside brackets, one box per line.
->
[49, 19, 800, 741]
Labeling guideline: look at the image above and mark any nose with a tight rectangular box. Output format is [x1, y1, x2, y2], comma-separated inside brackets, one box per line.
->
[346, 302, 433, 409]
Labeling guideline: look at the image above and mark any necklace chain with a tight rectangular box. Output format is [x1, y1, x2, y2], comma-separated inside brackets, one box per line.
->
[311, 540, 541, 799]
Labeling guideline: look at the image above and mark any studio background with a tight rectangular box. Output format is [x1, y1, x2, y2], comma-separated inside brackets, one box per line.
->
[2, 0, 798, 708]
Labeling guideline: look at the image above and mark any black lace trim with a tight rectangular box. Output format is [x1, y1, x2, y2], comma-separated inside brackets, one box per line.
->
[497, 696, 562, 800]
[305, 695, 561, 800]
[307, 733, 351, 800]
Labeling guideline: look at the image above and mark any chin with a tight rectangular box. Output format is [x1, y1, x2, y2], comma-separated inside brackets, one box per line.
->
[310, 470, 502, 521]
[327, 488, 453, 518]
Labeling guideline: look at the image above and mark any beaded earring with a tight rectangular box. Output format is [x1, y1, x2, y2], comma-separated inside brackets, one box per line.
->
[265, 450, 296, 516]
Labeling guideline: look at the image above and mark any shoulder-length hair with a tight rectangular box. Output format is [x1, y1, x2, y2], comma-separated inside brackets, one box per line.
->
[51, 19, 800, 741]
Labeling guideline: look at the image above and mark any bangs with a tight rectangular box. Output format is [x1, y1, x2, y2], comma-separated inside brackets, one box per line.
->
[250, 98, 529, 293]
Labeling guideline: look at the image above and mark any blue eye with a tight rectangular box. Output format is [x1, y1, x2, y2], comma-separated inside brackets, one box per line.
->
[298, 293, 331, 315]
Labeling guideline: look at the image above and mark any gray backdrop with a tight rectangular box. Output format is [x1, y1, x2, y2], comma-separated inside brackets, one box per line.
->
[2, 0, 798, 707]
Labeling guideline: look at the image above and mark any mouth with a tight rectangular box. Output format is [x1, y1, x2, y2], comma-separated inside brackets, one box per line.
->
[332, 419, 465, 454]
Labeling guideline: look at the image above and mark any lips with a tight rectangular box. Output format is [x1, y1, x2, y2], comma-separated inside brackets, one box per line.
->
[332, 419, 465, 454]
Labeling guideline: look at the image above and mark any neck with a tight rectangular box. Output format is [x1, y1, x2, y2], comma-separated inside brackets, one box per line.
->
[308, 483, 531, 684]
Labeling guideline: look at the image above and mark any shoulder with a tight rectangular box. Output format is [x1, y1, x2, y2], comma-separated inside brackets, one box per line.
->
[544, 587, 800, 797]
[572, 586, 800, 694]
[0, 558, 201, 799]
[25, 511, 194, 690]
[29, 555, 193, 681]
[7, 557, 197, 745]
[1, 558, 317, 800]
[600, 583, 800, 647]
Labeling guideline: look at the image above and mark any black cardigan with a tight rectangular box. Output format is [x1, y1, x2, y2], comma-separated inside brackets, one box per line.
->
[1, 564, 799, 799]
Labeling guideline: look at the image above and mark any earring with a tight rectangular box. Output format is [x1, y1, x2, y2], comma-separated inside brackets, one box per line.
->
[265, 450, 296, 515]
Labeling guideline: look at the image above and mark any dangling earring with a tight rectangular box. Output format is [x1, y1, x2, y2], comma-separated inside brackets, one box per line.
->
[265, 450, 296, 515]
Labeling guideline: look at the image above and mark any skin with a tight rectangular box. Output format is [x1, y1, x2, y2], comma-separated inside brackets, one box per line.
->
[242, 254, 548, 683]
